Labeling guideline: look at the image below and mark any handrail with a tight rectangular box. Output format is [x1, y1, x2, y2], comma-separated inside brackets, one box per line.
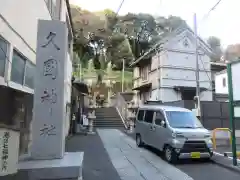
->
[212, 128, 232, 150]
[114, 93, 129, 128]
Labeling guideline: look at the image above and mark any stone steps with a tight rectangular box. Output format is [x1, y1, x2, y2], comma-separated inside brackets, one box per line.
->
[94, 107, 124, 128]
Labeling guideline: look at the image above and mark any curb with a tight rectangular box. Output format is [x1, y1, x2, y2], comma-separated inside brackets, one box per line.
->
[212, 152, 240, 174]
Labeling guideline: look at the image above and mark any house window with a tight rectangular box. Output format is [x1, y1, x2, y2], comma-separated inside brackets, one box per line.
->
[24, 61, 35, 89]
[11, 50, 26, 84]
[0, 36, 7, 77]
[222, 77, 226, 87]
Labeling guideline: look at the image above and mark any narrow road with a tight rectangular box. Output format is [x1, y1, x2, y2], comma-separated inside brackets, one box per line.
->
[124, 130, 240, 180]
[175, 159, 239, 180]
[66, 133, 121, 180]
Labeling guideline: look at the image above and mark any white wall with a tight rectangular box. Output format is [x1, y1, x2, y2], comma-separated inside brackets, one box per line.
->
[159, 30, 212, 101]
[215, 72, 228, 94]
[0, 0, 52, 64]
[150, 89, 158, 101]
[0, 0, 72, 83]
[133, 27, 213, 103]
[0, 0, 73, 145]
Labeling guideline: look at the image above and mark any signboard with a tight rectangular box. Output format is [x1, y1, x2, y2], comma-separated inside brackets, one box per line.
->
[231, 61, 240, 101]
[0, 128, 19, 176]
[31, 20, 68, 160]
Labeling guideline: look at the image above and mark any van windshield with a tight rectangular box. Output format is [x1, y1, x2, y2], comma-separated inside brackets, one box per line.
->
[165, 111, 203, 128]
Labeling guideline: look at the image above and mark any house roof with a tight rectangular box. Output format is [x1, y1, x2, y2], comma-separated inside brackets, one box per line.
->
[130, 25, 214, 67]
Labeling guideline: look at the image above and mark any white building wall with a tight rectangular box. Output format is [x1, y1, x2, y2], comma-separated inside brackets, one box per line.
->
[158, 31, 212, 102]
[0, 0, 72, 85]
[215, 71, 228, 94]
[0, 0, 51, 64]
[133, 28, 213, 104]
[0, 0, 73, 141]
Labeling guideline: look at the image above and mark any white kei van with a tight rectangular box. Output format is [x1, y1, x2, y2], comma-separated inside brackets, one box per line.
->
[135, 105, 213, 163]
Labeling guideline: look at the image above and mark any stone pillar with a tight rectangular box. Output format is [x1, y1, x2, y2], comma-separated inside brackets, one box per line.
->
[31, 20, 67, 160]
[87, 108, 96, 135]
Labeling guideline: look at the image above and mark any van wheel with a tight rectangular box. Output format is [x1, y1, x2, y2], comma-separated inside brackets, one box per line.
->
[164, 146, 178, 164]
[136, 134, 144, 147]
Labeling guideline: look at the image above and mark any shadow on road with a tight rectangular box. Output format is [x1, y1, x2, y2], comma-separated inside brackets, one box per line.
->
[143, 144, 213, 165]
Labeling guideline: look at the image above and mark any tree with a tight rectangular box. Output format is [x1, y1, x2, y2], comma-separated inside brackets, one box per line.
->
[70, 5, 187, 70]
[224, 44, 240, 61]
[207, 36, 223, 62]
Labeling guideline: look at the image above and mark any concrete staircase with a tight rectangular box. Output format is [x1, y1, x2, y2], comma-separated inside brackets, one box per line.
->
[94, 107, 124, 128]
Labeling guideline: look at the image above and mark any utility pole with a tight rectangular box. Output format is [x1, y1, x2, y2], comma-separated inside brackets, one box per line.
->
[157, 48, 161, 101]
[227, 63, 238, 166]
[79, 62, 82, 81]
[194, 13, 201, 117]
[121, 58, 125, 92]
[77, 63, 82, 81]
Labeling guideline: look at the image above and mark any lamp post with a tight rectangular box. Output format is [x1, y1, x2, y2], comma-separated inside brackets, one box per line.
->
[121, 58, 125, 92]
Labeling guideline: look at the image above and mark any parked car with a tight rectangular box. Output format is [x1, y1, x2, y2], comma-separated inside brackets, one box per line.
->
[135, 105, 213, 163]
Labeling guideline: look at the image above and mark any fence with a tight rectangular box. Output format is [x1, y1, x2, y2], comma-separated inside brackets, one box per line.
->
[163, 100, 240, 130]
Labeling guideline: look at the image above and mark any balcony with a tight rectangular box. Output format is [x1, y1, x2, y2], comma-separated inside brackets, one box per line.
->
[133, 78, 151, 91]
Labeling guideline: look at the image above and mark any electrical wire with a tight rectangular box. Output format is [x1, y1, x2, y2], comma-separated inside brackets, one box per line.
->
[197, 0, 224, 90]
[200, 0, 223, 22]
[116, 0, 125, 16]
[198, 54, 213, 90]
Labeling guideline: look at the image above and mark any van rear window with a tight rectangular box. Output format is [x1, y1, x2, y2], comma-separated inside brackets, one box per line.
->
[137, 110, 145, 121]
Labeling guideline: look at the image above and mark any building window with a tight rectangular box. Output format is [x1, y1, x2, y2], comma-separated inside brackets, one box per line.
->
[222, 77, 226, 87]
[140, 66, 149, 81]
[11, 50, 26, 84]
[24, 61, 35, 89]
[0, 36, 8, 77]
[45, 0, 57, 18]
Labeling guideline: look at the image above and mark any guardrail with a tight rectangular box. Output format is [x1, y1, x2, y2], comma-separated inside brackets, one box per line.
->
[114, 93, 128, 129]
[212, 128, 232, 150]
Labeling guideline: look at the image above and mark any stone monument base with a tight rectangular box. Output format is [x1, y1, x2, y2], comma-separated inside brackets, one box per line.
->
[16, 152, 84, 180]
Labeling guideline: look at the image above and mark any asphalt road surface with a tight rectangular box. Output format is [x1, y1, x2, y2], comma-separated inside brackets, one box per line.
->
[175, 159, 240, 180]
[124, 130, 240, 180]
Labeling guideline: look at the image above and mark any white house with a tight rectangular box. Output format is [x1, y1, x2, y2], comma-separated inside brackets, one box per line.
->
[0, 0, 73, 156]
[131, 26, 213, 105]
[215, 69, 228, 94]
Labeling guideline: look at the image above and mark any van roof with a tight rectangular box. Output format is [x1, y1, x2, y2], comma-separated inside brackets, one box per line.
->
[139, 105, 191, 112]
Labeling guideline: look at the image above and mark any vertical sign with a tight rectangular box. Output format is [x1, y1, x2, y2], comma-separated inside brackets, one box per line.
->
[31, 20, 67, 160]
[0, 129, 20, 176]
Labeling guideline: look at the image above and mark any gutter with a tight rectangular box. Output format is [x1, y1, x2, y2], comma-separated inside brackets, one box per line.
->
[130, 42, 162, 67]
[65, 0, 75, 37]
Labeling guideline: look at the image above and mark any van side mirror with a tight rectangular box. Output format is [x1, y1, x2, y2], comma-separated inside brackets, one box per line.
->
[160, 120, 165, 127]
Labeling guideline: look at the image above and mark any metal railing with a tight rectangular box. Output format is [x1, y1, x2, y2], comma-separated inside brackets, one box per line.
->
[114, 93, 129, 129]
[212, 128, 232, 150]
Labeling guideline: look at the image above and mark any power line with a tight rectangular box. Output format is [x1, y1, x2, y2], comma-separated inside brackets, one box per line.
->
[196, 0, 224, 91]
[116, 0, 125, 16]
[199, 0, 223, 24]
[202, 0, 223, 20]
[198, 56, 213, 90]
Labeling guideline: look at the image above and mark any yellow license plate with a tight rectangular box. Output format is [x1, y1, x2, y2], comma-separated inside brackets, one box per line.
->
[191, 152, 201, 158]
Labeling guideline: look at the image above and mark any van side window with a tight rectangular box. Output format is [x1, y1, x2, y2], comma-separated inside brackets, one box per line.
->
[155, 111, 165, 125]
[144, 110, 154, 124]
[137, 110, 145, 121]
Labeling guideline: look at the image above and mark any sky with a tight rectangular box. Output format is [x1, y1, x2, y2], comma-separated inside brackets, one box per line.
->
[70, 0, 240, 48]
